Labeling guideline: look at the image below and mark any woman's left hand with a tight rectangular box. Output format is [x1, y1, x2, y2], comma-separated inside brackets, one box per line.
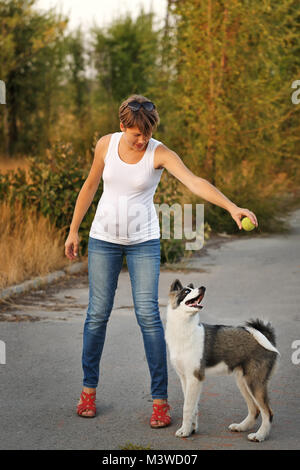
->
[229, 206, 258, 230]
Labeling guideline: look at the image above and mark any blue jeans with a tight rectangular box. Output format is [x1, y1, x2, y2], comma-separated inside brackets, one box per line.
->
[82, 236, 168, 399]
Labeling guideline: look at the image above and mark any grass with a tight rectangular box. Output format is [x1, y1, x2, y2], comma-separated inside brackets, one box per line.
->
[0, 200, 68, 289]
[119, 441, 153, 450]
[0, 155, 31, 175]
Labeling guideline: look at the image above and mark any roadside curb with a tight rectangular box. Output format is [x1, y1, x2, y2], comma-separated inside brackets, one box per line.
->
[0, 260, 88, 301]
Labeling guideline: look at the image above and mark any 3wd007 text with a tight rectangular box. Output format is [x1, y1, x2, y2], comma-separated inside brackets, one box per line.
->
[146, 454, 198, 465]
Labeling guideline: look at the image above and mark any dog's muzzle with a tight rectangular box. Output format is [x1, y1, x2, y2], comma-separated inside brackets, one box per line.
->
[185, 286, 206, 309]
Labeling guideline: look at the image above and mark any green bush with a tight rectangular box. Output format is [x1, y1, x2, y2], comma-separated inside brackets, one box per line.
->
[0, 141, 101, 255]
[154, 172, 185, 264]
[154, 172, 211, 264]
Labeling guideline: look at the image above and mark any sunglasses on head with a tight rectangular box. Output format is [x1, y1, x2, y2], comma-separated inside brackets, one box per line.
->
[127, 100, 156, 112]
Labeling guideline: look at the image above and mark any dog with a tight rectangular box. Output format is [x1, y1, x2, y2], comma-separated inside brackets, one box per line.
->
[165, 279, 280, 442]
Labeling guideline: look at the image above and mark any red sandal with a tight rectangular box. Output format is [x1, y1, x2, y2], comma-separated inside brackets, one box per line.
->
[150, 402, 171, 428]
[77, 390, 96, 418]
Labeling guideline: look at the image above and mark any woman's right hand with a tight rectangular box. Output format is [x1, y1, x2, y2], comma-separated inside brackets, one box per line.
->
[65, 232, 80, 260]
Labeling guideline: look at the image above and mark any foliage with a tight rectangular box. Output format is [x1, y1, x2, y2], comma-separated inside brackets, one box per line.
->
[154, 172, 211, 263]
[0, 141, 102, 255]
[0, 199, 66, 288]
[167, 0, 300, 177]
[154, 172, 185, 263]
[0, 140, 210, 263]
[1, 0, 300, 247]
[91, 10, 160, 103]
[0, 0, 68, 156]
[152, 0, 300, 232]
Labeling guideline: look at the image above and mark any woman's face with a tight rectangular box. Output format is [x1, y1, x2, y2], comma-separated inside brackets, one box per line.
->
[120, 124, 151, 151]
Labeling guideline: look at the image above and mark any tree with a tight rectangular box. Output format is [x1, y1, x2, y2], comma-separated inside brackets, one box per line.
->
[172, 0, 300, 171]
[91, 9, 160, 103]
[0, 0, 67, 156]
[65, 28, 89, 120]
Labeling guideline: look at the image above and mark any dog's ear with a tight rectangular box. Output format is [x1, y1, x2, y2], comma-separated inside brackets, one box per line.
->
[187, 283, 194, 289]
[170, 279, 183, 293]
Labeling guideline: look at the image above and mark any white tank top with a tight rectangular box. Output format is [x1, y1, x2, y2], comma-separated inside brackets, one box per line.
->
[89, 132, 164, 245]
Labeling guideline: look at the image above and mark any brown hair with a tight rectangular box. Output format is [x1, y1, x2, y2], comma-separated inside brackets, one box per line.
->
[119, 94, 160, 138]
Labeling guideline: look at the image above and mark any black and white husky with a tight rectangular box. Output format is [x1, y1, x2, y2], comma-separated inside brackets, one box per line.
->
[165, 279, 280, 442]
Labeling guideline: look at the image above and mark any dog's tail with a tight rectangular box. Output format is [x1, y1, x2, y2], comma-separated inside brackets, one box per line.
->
[246, 319, 276, 346]
[245, 319, 280, 355]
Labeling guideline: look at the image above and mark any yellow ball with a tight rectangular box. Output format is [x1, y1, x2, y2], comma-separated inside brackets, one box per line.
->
[241, 217, 255, 231]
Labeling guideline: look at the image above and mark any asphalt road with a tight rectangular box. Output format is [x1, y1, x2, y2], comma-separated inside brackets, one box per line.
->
[0, 210, 300, 450]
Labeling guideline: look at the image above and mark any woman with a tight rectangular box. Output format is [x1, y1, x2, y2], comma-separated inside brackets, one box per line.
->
[65, 94, 258, 427]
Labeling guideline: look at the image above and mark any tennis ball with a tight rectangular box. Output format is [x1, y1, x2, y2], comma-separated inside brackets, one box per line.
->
[241, 217, 255, 231]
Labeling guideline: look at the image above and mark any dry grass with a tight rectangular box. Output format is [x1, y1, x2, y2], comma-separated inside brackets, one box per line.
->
[0, 200, 68, 289]
[0, 155, 31, 175]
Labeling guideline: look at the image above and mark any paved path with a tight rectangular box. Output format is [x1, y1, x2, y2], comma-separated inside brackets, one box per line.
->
[1, 210, 300, 450]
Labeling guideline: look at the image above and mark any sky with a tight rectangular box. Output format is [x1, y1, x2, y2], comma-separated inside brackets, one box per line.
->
[35, 0, 168, 31]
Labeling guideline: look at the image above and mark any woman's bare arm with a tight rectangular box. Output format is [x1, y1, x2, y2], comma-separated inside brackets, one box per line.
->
[65, 135, 110, 259]
[156, 144, 258, 230]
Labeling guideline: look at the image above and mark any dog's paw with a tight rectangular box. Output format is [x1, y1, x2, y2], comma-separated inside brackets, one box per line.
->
[229, 423, 244, 432]
[247, 432, 265, 442]
[229, 419, 256, 432]
[175, 425, 193, 438]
